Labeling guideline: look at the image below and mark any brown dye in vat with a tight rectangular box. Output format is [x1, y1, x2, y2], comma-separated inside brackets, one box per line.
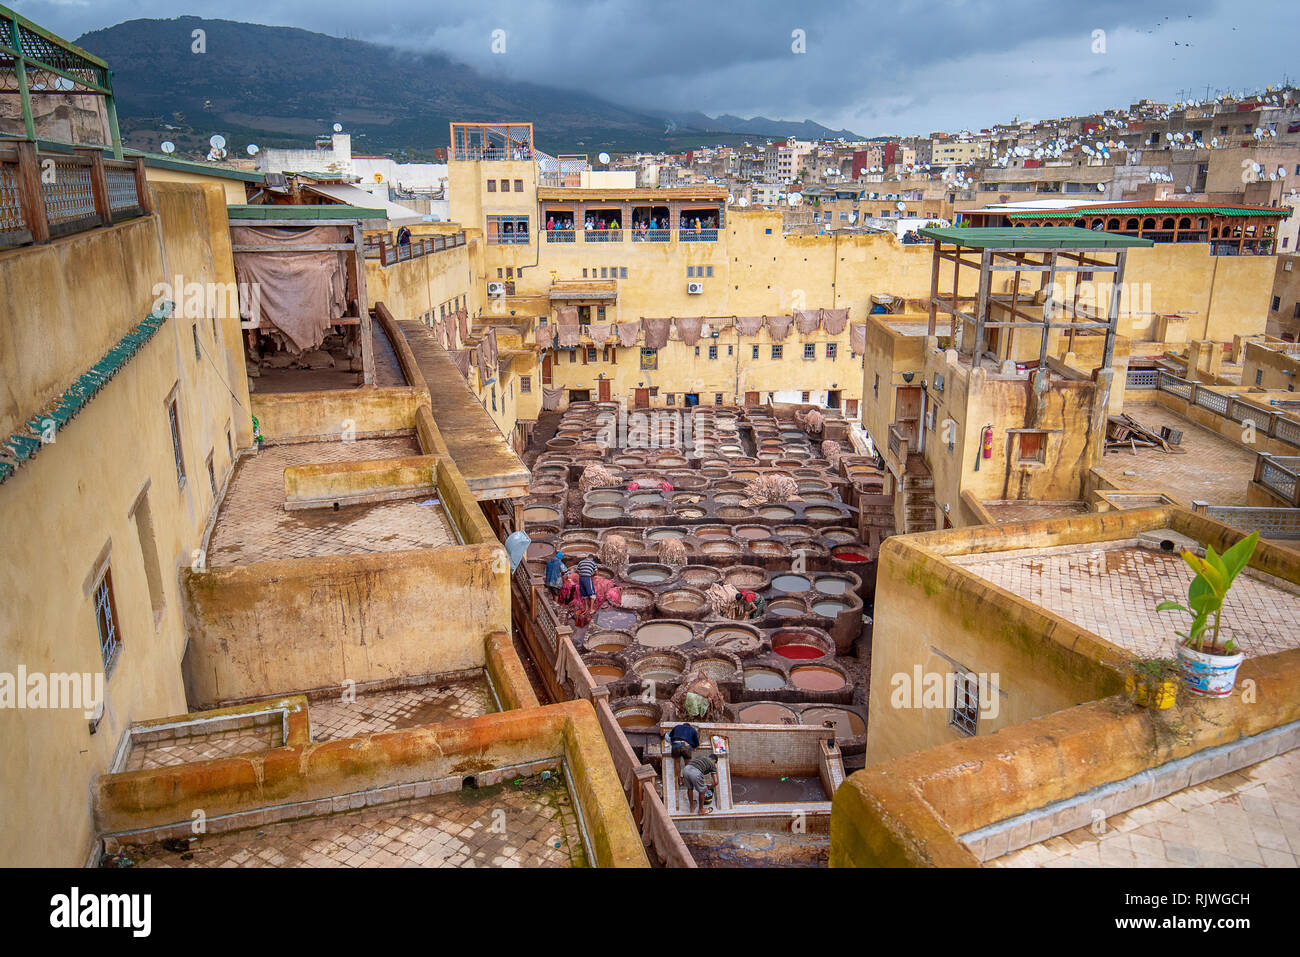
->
[588, 664, 625, 685]
[523, 506, 559, 523]
[801, 706, 866, 739]
[658, 590, 704, 613]
[734, 526, 771, 540]
[616, 711, 657, 729]
[790, 666, 845, 691]
[738, 703, 798, 724]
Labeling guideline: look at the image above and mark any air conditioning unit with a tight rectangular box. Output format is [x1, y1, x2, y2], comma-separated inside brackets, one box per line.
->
[487, 282, 505, 296]
[687, 282, 704, 295]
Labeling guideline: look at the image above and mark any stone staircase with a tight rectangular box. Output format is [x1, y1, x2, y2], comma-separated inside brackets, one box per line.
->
[901, 458, 937, 534]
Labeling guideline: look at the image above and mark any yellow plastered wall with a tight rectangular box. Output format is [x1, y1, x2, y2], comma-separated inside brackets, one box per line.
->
[0, 182, 251, 866]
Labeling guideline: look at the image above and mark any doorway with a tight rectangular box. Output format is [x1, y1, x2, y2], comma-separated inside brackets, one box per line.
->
[598, 379, 611, 401]
[744, 390, 760, 406]
[827, 389, 841, 410]
[569, 389, 590, 403]
[634, 388, 650, 408]
[683, 393, 700, 407]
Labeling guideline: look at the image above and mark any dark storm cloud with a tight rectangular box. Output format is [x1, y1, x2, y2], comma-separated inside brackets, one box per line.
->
[15, 0, 1298, 135]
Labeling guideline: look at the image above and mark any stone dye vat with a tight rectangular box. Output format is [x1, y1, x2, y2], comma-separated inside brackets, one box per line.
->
[634, 621, 694, 649]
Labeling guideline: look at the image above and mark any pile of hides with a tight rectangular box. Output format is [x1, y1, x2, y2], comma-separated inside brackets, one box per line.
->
[796, 407, 825, 434]
[670, 673, 726, 721]
[822, 440, 843, 469]
[741, 473, 798, 507]
[656, 537, 688, 566]
[706, 582, 742, 618]
[600, 534, 628, 569]
[579, 463, 620, 492]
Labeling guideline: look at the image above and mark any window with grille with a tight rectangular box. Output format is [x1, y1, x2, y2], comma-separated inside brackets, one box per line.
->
[620, 267, 628, 278]
[514, 179, 523, 192]
[708, 345, 718, 360]
[93, 567, 122, 674]
[520, 376, 532, 393]
[771, 345, 783, 359]
[641, 348, 658, 370]
[950, 671, 980, 736]
[826, 343, 837, 359]
[487, 180, 496, 192]
[803, 343, 816, 359]
[665, 394, 675, 405]
[586, 347, 598, 363]
[752, 345, 759, 360]
[714, 393, 723, 405]
[801, 391, 810, 402]
[167, 394, 186, 488]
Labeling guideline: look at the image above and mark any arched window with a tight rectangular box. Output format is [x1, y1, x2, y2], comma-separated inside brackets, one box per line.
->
[1073, 219, 1087, 228]
[1142, 218, 1157, 230]
[1126, 218, 1140, 230]
[1107, 219, 1120, 230]
[1178, 217, 1192, 230]
[1091, 219, 1104, 229]
[1211, 227, 1219, 238]
[1161, 218, 1176, 230]
[1196, 218, 1208, 229]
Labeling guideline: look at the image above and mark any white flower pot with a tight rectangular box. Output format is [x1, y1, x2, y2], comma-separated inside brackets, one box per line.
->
[1176, 642, 1244, 697]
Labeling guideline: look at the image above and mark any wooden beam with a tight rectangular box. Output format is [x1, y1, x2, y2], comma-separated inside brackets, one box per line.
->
[354, 223, 375, 386]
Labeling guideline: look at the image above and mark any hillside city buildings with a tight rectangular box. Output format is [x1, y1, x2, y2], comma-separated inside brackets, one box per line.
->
[1, 6, 1298, 871]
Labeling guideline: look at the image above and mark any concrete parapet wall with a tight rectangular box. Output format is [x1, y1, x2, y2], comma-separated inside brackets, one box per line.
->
[251, 387, 424, 442]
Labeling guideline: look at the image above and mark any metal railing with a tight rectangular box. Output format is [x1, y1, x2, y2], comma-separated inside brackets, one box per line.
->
[1192, 502, 1300, 539]
[583, 229, 622, 243]
[0, 144, 149, 249]
[631, 229, 670, 242]
[1125, 368, 1158, 390]
[364, 231, 466, 266]
[1255, 455, 1300, 507]
[544, 229, 576, 243]
[679, 228, 719, 242]
[1155, 371, 1300, 451]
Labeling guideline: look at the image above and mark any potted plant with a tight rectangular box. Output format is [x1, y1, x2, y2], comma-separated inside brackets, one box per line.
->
[1156, 531, 1259, 697]
[1123, 656, 1180, 710]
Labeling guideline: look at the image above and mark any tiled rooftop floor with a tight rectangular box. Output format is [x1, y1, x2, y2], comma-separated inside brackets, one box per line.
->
[124, 725, 283, 770]
[129, 777, 586, 868]
[991, 747, 1300, 867]
[309, 678, 495, 741]
[954, 540, 1300, 657]
[1105, 406, 1256, 506]
[207, 438, 457, 565]
[982, 500, 1091, 523]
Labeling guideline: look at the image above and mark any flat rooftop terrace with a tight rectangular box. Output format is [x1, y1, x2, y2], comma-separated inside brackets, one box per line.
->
[308, 677, 495, 741]
[123, 775, 587, 868]
[207, 437, 457, 566]
[981, 500, 1092, 523]
[1104, 406, 1256, 506]
[953, 539, 1300, 658]
[991, 747, 1300, 868]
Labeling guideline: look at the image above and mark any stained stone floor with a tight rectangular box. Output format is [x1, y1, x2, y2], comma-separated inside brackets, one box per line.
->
[309, 678, 495, 740]
[991, 748, 1300, 868]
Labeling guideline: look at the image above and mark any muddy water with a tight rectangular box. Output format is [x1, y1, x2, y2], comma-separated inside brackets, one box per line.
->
[616, 711, 657, 728]
[658, 591, 703, 613]
[627, 566, 671, 583]
[730, 775, 827, 804]
[790, 665, 845, 691]
[634, 661, 684, 682]
[587, 664, 625, 685]
[523, 506, 559, 523]
[595, 608, 638, 630]
[738, 702, 798, 724]
[636, 622, 693, 648]
[801, 706, 865, 738]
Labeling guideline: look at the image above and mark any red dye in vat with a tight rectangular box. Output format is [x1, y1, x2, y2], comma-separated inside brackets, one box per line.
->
[775, 643, 823, 660]
[834, 551, 869, 562]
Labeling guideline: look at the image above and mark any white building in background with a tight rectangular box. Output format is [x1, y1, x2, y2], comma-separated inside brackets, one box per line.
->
[257, 132, 355, 177]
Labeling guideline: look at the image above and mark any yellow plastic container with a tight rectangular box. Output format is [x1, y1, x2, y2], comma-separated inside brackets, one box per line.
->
[1126, 674, 1178, 710]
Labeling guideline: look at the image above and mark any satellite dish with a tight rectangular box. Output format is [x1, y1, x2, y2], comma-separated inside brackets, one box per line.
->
[333, 123, 343, 133]
[160, 141, 175, 154]
[209, 134, 226, 149]
[374, 172, 384, 182]
[598, 151, 611, 164]
[896, 201, 906, 211]
[859, 167, 868, 175]
[246, 143, 259, 156]
[1097, 182, 1106, 192]
[738, 197, 749, 207]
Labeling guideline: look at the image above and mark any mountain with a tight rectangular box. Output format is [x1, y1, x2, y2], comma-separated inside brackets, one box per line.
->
[74, 17, 860, 160]
[664, 112, 863, 141]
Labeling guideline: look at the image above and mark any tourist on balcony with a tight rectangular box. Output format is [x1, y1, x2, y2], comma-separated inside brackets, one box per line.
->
[546, 216, 555, 230]
[584, 217, 595, 231]
[610, 217, 620, 230]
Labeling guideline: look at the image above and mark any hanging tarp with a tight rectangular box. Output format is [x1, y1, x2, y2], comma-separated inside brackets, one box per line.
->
[450, 349, 472, 380]
[231, 225, 348, 354]
[735, 316, 765, 336]
[642, 317, 672, 350]
[588, 323, 612, 346]
[535, 324, 556, 348]
[616, 322, 640, 347]
[558, 324, 581, 347]
[676, 317, 705, 346]
[795, 309, 821, 335]
[483, 327, 499, 378]
[766, 315, 793, 341]
[822, 308, 849, 336]
[542, 386, 565, 411]
[457, 307, 470, 346]
[849, 322, 867, 355]
[556, 305, 580, 324]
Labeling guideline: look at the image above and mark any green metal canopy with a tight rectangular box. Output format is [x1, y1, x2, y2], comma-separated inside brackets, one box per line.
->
[919, 226, 1155, 250]
[226, 204, 387, 222]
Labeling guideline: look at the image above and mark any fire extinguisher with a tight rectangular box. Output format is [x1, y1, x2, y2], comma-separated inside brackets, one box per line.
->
[974, 424, 993, 471]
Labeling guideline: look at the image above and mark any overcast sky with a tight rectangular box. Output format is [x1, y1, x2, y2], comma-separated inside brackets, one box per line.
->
[17, 0, 1300, 136]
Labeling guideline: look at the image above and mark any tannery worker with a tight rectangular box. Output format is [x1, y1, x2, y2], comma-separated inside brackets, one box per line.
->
[544, 551, 567, 594]
[682, 750, 718, 814]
